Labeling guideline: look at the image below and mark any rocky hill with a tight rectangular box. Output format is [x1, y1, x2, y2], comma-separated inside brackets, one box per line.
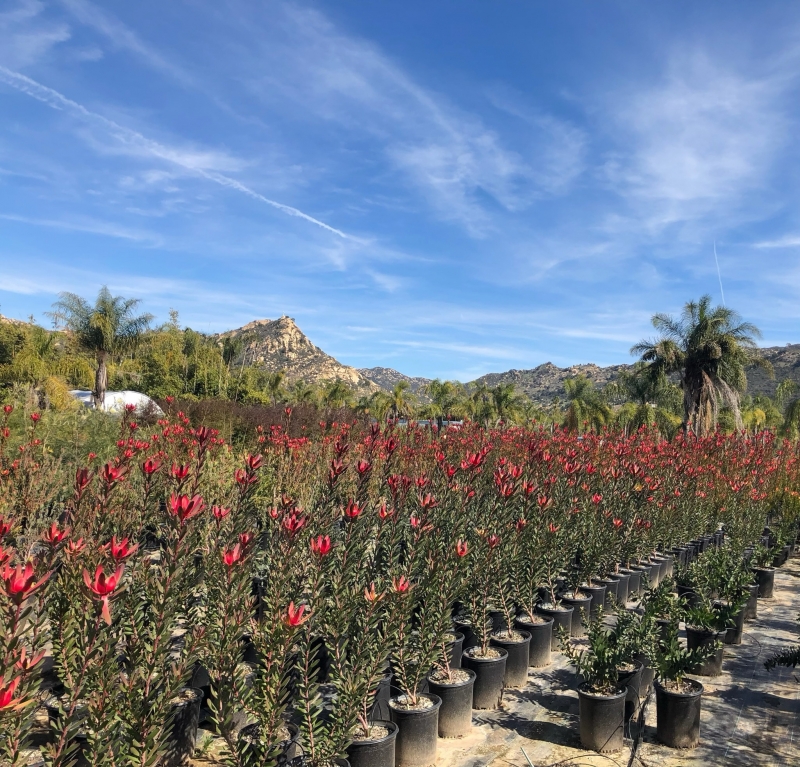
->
[468, 345, 800, 404]
[471, 362, 631, 404]
[217, 317, 377, 392]
[749, 344, 800, 397]
[359, 367, 432, 394]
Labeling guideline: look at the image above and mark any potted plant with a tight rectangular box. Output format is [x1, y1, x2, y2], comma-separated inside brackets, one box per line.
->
[683, 600, 736, 677]
[510, 512, 554, 665]
[750, 543, 776, 599]
[461, 531, 508, 710]
[652, 619, 717, 748]
[533, 517, 574, 647]
[425, 535, 475, 739]
[558, 609, 627, 753]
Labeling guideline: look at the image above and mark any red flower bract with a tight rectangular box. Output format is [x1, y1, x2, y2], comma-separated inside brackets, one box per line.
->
[169, 493, 205, 525]
[0, 677, 21, 710]
[456, 540, 468, 557]
[102, 463, 123, 485]
[43, 522, 68, 546]
[1, 563, 50, 603]
[222, 544, 242, 567]
[343, 500, 363, 519]
[104, 535, 138, 561]
[83, 564, 124, 625]
[310, 535, 332, 557]
[285, 601, 309, 627]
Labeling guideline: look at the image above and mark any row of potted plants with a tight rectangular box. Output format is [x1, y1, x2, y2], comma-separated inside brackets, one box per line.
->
[0, 406, 798, 766]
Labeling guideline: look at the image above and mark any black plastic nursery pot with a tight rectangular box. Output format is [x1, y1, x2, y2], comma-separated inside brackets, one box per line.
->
[625, 568, 642, 597]
[594, 577, 619, 608]
[239, 722, 300, 766]
[686, 627, 725, 677]
[677, 584, 700, 607]
[577, 685, 626, 753]
[755, 567, 776, 599]
[631, 563, 653, 591]
[634, 652, 655, 698]
[558, 591, 592, 636]
[427, 669, 475, 738]
[535, 603, 574, 650]
[162, 687, 203, 767]
[724, 607, 745, 646]
[447, 632, 464, 670]
[346, 721, 397, 767]
[514, 614, 553, 667]
[647, 559, 663, 588]
[617, 662, 643, 723]
[369, 666, 393, 722]
[655, 618, 672, 645]
[462, 647, 508, 709]
[613, 572, 631, 605]
[389, 693, 442, 767]
[580, 584, 606, 621]
[744, 583, 759, 620]
[655, 679, 703, 749]
[453, 618, 479, 650]
[659, 554, 674, 580]
[490, 630, 531, 688]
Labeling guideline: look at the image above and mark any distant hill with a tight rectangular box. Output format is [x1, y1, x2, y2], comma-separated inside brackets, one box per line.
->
[470, 362, 631, 405]
[468, 345, 800, 405]
[8, 308, 799, 404]
[217, 317, 377, 392]
[359, 367, 432, 393]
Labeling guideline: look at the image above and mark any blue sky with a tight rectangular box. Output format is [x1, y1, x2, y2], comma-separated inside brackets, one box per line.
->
[2, 1, 800, 381]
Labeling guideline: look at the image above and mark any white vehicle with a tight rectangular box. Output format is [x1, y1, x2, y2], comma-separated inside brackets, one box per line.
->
[68, 390, 163, 416]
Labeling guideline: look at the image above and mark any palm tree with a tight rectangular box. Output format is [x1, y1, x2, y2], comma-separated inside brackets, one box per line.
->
[491, 382, 523, 427]
[632, 296, 770, 437]
[469, 381, 494, 427]
[563, 375, 612, 433]
[605, 365, 682, 436]
[383, 380, 414, 421]
[264, 370, 287, 405]
[422, 379, 466, 427]
[321, 379, 355, 409]
[48, 287, 152, 408]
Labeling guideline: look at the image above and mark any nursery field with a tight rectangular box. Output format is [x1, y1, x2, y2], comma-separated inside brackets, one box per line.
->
[1, 404, 799, 767]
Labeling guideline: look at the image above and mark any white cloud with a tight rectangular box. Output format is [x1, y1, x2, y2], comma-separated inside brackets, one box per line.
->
[605, 49, 793, 228]
[0, 65, 351, 238]
[58, 0, 193, 86]
[0, 212, 164, 244]
[754, 235, 800, 248]
[232, 2, 583, 235]
[0, 0, 70, 69]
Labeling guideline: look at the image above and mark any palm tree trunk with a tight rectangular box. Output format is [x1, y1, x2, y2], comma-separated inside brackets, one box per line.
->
[94, 350, 108, 409]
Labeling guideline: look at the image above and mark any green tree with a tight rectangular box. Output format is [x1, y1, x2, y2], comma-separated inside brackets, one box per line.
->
[48, 287, 153, 408]
[632, 295, 769, 437]
[605, 366, 682, 437]
[387, 380, 415, 420]
[562, 375, 611, 433]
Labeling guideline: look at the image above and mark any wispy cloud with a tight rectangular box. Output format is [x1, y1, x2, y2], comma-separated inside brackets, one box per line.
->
[0, 212, 163, 244]
[0, 0, 70, 69]
[58, 0, 193, 86]
[604, 49, 794, 229]
[0, 65, 351, 238]
[230, 2, 583, 235]
[754, 234, 800, 248]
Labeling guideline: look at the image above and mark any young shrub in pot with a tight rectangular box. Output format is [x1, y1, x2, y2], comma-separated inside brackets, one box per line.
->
[653, 619, 717, 748]
[559, 608, 627, 753]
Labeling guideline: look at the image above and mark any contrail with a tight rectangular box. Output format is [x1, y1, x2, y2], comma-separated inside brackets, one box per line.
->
[713, 240, 726, 307]
[0, 66, 349, 239]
